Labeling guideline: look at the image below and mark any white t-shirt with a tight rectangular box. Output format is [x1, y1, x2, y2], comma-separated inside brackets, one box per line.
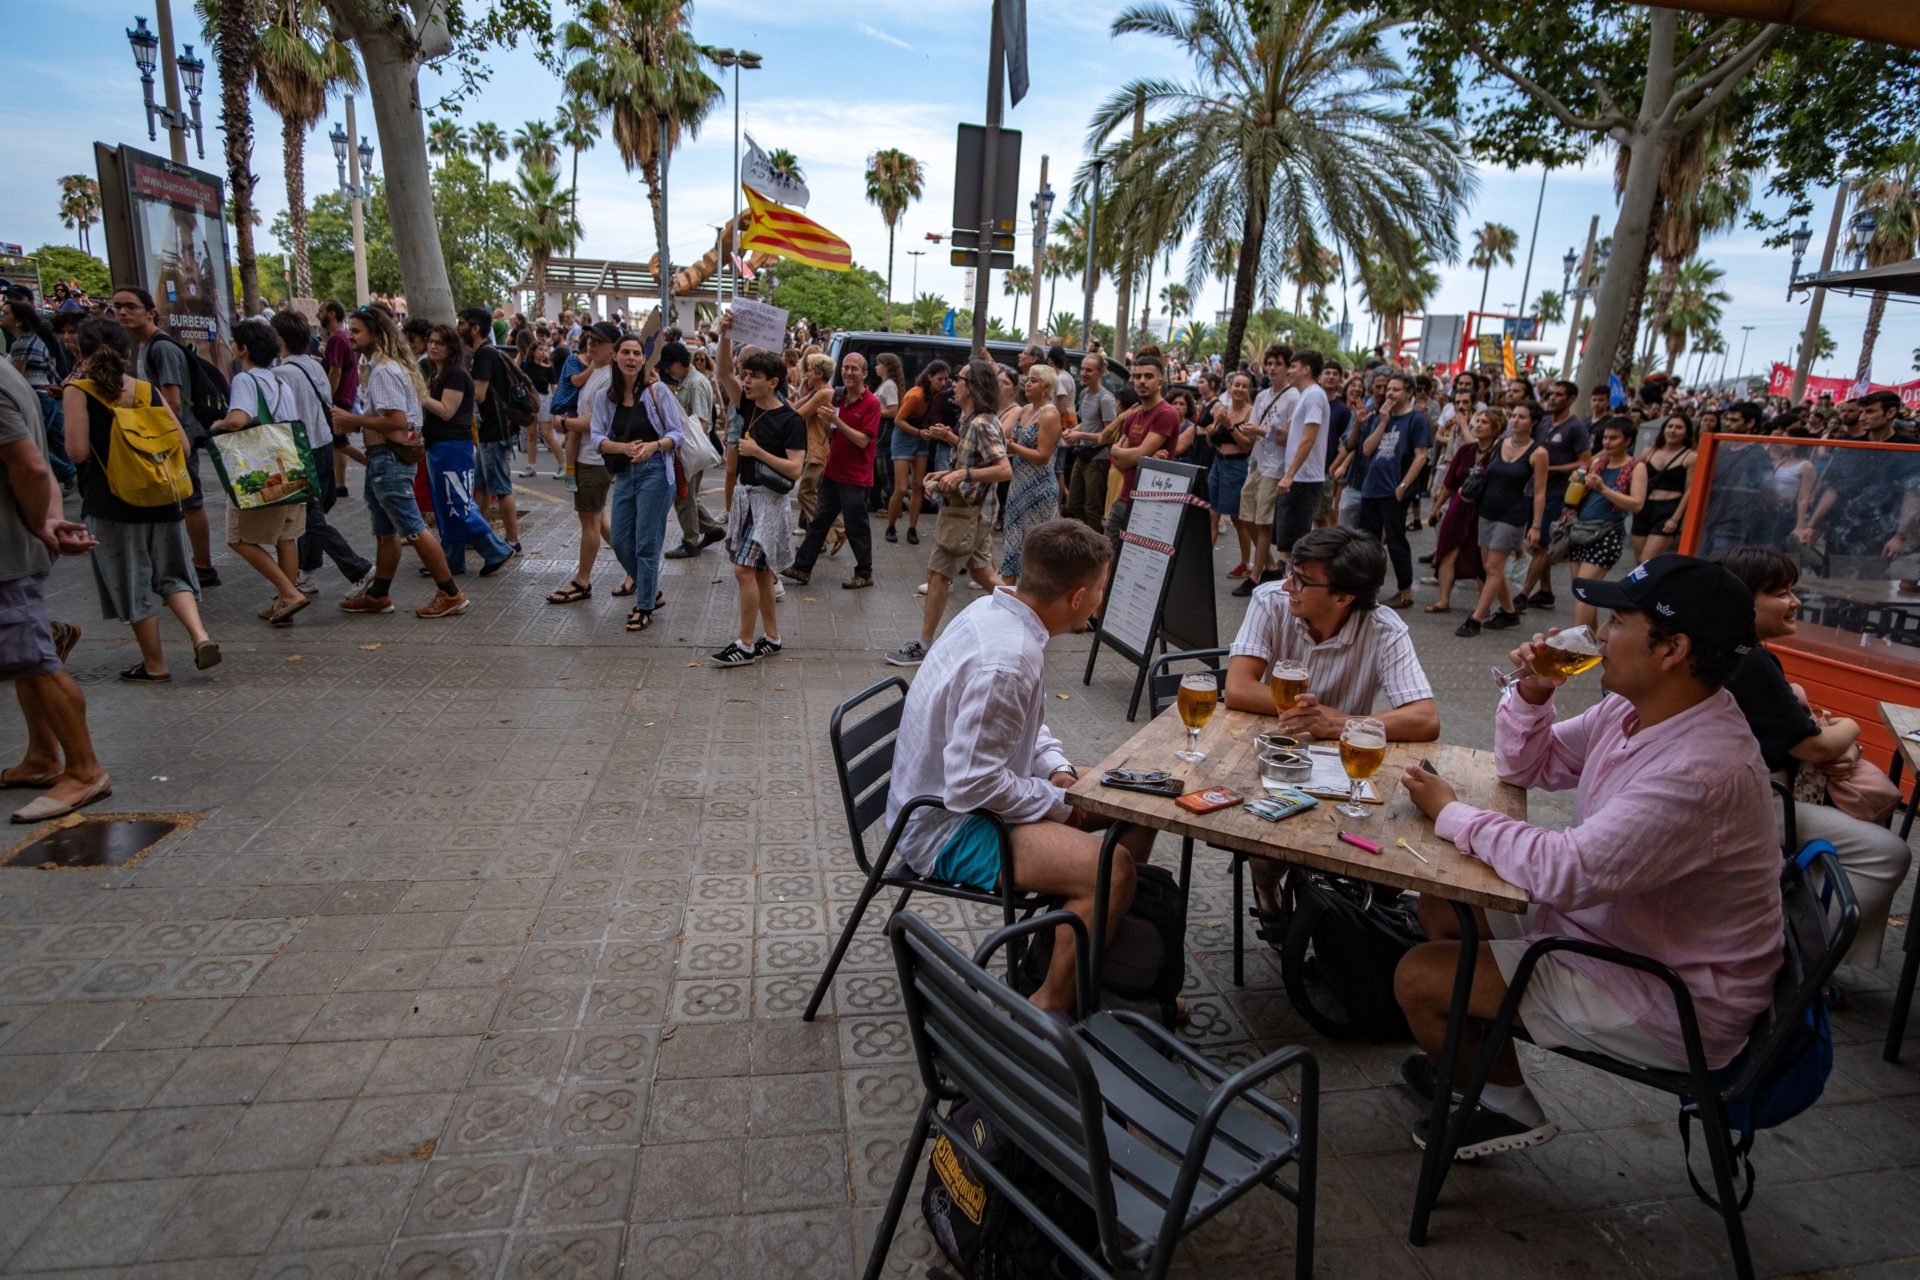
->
[1284, 384, 1330, 483]
[274, 355, 335, 450]
[1054, 369, 1075, 404]
[576, 365, 612, 468]
[877, 378, 900, 411]
[231, 366, 290, 424]
[358, 358, 423, 433]
[1250, 384, 1298, 478]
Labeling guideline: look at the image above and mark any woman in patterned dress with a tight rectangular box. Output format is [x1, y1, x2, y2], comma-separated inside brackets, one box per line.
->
[998, 364, 1064, 584]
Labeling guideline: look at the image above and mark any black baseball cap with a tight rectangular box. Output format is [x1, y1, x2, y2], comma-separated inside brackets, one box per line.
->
[659, 340, 692, 370]
[1570, 554, 1756, 654]
[586, 321, 622, 344]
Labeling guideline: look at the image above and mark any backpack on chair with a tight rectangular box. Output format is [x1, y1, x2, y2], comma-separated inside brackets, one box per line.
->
[75, 379, 192, 508]
[1267, 869, 1424, 1042]
[1012, 861, 1188, 1028]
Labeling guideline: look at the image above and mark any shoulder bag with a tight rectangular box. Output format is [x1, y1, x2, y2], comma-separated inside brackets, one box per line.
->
[206, 375, 321, 509]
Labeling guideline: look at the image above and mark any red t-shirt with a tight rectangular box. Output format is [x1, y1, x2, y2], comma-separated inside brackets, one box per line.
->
[1115, 399, 1182, 500]
[825, 388, 881, 486]
[323, 328, 358, 411]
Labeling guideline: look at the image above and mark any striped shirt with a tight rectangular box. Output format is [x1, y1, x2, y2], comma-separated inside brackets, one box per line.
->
[1228, 581, 1434, 713]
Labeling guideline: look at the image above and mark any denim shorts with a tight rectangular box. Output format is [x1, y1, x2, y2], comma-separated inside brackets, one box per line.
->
[890, 428, 930, 462]
[476, 441, 514, 495]
[365, 450, 428, 541]
[1209, 453, 1249, 516]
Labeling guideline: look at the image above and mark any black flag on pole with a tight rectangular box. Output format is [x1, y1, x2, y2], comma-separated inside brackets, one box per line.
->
[1000, 0, 1029, 106]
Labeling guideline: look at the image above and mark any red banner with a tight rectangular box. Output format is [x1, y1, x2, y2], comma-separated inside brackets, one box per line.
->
[1764, 362, 1920, 406]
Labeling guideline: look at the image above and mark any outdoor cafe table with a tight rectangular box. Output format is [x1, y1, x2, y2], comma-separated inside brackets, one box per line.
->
[1064, 705, 1529, 1247]
[1881, 700, 1920, 843]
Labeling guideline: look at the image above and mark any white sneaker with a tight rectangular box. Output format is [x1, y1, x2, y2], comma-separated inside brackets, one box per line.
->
[914, 582, 928, 596]
[296, 573, 319, 595]
[773, 580, 786, 602]
[969, 579, 987, 591]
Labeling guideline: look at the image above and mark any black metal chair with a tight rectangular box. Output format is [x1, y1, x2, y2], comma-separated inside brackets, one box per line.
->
[1145, 646, 1257, 987]
[1420, 845, 1858, 1280]
[1878, 749, 1920, 1062]
[802, 677, 1050, 1023]
[865, 909, 1318, 1280]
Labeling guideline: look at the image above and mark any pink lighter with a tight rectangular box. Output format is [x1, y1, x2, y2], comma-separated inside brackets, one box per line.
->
[1337, 832, 1382, 855]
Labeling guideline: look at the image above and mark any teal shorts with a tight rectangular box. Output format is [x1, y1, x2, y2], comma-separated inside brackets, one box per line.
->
[932, 814, 1003, 891]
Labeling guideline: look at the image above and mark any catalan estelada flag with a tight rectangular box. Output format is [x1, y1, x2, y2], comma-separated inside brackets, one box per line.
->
[740, 185, 852, 273]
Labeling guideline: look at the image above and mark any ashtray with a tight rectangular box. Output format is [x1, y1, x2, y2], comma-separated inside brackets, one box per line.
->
[1257, 746, 1312, 787]
[1254, 732, 1300, 755]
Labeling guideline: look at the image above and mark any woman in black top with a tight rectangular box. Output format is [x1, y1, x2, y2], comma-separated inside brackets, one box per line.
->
[420, 325, 515, 574]
[1457, 403, 1548, 636]
[713, 309, 807, 666]
[1714, 546, 1910, 969]
[516, 328, 563, 478]
[60, 316, 219, 681]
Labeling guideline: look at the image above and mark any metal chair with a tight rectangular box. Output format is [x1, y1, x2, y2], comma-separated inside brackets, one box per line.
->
[801, 677, 1049, 1023]
[1145, 646, 1256, 987]
[1418, 845, 1858, 1280]
[865, 909, 1318, 1280]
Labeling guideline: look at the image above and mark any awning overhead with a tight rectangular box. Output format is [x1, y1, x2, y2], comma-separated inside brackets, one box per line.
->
[1633, 0, 1920, 49]
[1791, 257, 1920, 299]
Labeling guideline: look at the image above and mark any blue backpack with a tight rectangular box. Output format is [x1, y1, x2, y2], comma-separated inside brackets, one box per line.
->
[1679, 839, 1838, 1210]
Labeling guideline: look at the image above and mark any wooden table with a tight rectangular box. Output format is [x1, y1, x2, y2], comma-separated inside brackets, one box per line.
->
[1880, 701, 1920, 844]
[1067, 708, 1528, 912]
[1065, 705, 1530, 1250]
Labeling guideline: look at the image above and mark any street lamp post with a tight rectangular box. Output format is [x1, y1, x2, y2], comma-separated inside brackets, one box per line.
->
[126, 6, 205, 162]
[906, 249, 925, 317]
[1787, 219, 1813, 299]
[1562, 216, 1600, 377]
[1028, 160, 1053, 341]
[1081, 157, 1102, 354]
[1734, 323, 1756, 391]
[330, 99, 377, 306]
[708, 47, 762, 308]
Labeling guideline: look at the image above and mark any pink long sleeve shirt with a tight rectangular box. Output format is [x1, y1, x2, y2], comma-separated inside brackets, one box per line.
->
[1434, 688, 1783, 1068]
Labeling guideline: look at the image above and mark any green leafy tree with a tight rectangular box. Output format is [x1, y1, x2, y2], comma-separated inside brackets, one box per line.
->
[1002, 265, 1033, 332]
[30, 245, 111, 298]
[1160, 282, 1191, 322]
[1360, 231, 1440, 357]
[556, 95, 601, 246]
[1627, 118, 1750, 371]
[1847, 139, 1920, 382]
[1648, 258, 1728, 372]
[1043, 243, 1070, 322]
[247, 0, 358, 299]
[1535, 288, 1565, 325]
[864, 148, 924, 332]
[908, 292, 950, 335]
[1383, 0, 1920, 392]
[1469, 222, 1518, 316]
[428, 116, 467, 166]
[1048, 308, 1082, 347]
[1085, 0, 1469, 370]
[469, 121, 509, 182]
[765, 148, 805, 185]
[195, 0, 263, 314]
[763, 262, 887, 332]
[506, 162, 581, 315]
[56, 177, 101, 255]
[269, 185, 402, 305]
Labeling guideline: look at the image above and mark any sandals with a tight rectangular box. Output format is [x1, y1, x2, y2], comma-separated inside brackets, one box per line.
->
[0, 768, 61, 789]
[1423, 604, 1452, 614]
[119, 663, 170, 683]
[266, 596, 311, 627]
[611, 579, 636, 598]
[626, 608, 652, 633]
[546, 580, 592, 604]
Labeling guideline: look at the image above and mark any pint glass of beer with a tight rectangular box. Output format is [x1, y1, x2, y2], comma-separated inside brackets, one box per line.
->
[1175, 673, 1218, 763]
[1268, 660, 1309, 713]
[1337, 717, 1387, 818]
[1493, 624, 1603, 692]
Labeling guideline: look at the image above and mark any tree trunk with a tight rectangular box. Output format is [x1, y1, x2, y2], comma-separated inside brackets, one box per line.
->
[532, 250, 547, 317]
[1046, 271, 1058, 323]
[1114, 243, 1133, 360]
[1476, 262, 1491, 317]
[884, 222, 896, 332]
[218, 0, 261, 317]
[1140, 257, 1154, 337]
[1221, 196, 1268, 372]
[284, 116, 312, 299]
[1613, 187, 1663, 383]
[569, 146, 581, 250]
[326, 0, 456, 322]
[1857, 290, 1887, 383]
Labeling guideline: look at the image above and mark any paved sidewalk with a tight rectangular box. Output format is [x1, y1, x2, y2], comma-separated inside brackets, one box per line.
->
[1, 473, 1917, 1278]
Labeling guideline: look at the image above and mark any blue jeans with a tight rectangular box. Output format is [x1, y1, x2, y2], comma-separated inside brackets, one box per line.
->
[425, 438, 514, 572]
[36, 393, 75, 485]
[610, 456, 672, 608]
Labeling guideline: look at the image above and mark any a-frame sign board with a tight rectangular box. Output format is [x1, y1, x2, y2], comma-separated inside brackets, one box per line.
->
[1082, 458, 1219, 720]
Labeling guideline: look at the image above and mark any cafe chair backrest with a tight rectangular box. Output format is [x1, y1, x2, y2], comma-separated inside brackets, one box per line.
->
[829, 676, 910, 875]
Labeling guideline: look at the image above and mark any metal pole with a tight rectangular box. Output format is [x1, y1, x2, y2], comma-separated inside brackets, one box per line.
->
[1516, 166, 1548, 326]
[659, 114, 673, 331]
[155, 0, 187, 164]
[1028, 154, 1047, 341]
[345, 93, 369, 306]
[971, 0, 1006, 355]
[1790, 184, 1848, 405]
[729, 61, 741, 308]
[1562, 214, 1599, 379]
[907, 249, 924, 305]
[1081, 158, 1101, 353]
[1735, 324, 1755, 391]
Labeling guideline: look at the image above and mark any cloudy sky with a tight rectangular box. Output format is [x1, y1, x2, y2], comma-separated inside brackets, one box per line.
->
[3, 0, 1913, 384]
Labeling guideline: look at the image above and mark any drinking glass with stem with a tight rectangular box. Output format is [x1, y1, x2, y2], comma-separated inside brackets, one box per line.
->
[1493, 624, 1603, 693]
[1337, 716, 1387, 819]
[1174, 672, 1218, 764]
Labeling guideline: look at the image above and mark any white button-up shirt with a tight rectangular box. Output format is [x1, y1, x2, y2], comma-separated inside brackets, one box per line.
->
[1250, 384, 1299, 478]
[887, 589, 1074, 875]
[1228, 581, 1434, 713]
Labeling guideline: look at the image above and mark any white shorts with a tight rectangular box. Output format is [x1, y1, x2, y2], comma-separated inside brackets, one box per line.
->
[1487, 908, 1679, 1070]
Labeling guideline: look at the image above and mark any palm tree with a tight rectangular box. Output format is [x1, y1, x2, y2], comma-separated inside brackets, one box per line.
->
[513, 120, 560, 171]
[196, 0, 264, 313]
[864, 147, 925, 331]
[1799, 323, 1837, 368]
[1279, 232, 1336, 321]
[1160, 282, 1191, 321]
[427, 117, 466, 167]
[1048, 309, 1083, 346]
[507, 162, 582, 318]
[766, 148, 805, 186]
[908, 292, 949, 335]
[1360, 231, 1440, 359]
[1634, 122, 1751, 369]
[1087, 0, 1468, 369]
[1043, 243, 1070, 323]
[562, 0, 721, 298]
[1650, 258, 1728, 373]
[1469, 222, 1519, 317]
[556, 96, 601, 244]
[1053, 203, 1103, 303]
[469, 121, 508, 183]
[247, 0, 357, 300]
[1535, 288, 1566, 326]
[1003, 265, 1033, 329]
[56, 176, 101, 254]
[1847, 139, 1920, 382]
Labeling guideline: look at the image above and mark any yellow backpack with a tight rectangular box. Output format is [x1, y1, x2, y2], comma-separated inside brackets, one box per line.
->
[77, 379, 192, 508]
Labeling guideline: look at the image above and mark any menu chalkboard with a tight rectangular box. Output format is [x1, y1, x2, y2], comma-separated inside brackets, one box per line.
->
[1082, 458, 1218, 719]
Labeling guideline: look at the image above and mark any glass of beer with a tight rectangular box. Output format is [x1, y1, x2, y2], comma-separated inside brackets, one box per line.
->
[1492, 624, 1604, 692]
[1337, 717, 1387, 819]
[1268, 660, 1309, 714]
[1174, 672, 1218, 763]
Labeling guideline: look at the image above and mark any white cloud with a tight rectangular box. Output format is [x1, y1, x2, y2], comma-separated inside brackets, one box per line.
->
[859, 24, 913, 50]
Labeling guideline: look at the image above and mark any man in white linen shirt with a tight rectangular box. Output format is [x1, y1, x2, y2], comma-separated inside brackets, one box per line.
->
[1223, 524, 1440, 913]
[886, 518, 1156, 1013]
[1235, 344, 1297, 595]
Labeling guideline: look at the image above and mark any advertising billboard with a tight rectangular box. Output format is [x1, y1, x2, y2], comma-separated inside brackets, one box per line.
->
[115, 145, 231, 348]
